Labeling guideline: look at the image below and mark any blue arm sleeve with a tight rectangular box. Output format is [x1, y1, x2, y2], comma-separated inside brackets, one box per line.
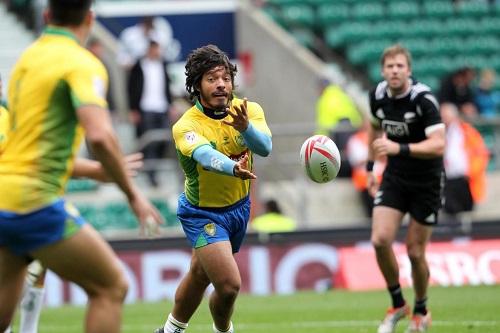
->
[192, 144, 236, 176]
[241, 122, 272, 157]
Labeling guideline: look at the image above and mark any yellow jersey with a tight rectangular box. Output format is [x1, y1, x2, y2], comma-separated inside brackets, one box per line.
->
[173, 98, 271, 207]
[0, 27, 108, 213]
[0, 105, 8, 153]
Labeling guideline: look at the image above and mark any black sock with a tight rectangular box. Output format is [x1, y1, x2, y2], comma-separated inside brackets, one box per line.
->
[414, 298, 428, 315]
[388, 284, 405, 308]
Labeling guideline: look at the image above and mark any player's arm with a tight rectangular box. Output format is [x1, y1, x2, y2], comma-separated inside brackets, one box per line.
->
[407, 94, 445, 159]
[77, 105, 163, 229]
[407, 126, 445, 159]
[192, 144, 256, 180]
[72, 153, 143, 182]
[223, 98, 272, 157]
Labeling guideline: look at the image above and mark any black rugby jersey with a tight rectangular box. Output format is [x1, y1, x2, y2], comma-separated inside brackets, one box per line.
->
[369, 79, 444, 176]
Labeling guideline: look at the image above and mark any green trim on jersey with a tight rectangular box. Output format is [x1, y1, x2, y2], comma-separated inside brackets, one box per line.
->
[43, 26, 79, 43]
[39, 79, 78, 190]
[177, 148, 201, 205]
[0, 99, 7, 109]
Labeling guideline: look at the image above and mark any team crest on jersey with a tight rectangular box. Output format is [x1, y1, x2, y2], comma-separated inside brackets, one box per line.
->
[235, 134, 245, 147]
[381, 120, 409, 137]
[204, 223, 216, 236]
[185, 131, 197, 143]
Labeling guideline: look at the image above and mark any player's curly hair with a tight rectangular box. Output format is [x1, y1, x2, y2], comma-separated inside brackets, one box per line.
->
[185, 45, 237, 101]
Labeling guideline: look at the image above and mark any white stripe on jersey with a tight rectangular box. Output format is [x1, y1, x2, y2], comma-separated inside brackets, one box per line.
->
[425, 123, 445, 136]
[423, 93, 440, 111]
[410, 82, 431, 101]
[375, 81, 388, 100]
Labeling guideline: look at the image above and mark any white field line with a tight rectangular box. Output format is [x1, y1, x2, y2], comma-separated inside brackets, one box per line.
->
[36, 320, 500, 331]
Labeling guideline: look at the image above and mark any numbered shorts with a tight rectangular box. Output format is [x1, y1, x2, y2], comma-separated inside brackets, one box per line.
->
[177, 193, 250, 253]
[0, 199, 85, 256]
[374, 171, 444, 225]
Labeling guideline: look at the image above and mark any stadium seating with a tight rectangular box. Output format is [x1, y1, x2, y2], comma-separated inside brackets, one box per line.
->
[262, 0, 500, 92]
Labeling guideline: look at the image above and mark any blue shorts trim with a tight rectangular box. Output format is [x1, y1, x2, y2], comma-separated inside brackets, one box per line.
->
[0, 199, 86, 256]
[177, 193, 250, 253]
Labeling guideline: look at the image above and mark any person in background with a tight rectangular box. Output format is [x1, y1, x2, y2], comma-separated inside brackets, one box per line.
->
[316, 78, 363, 177]
[128, 39, 173, 187]
[367, 44, 445, 333]
[251, 199, 296, 233]
[153, 44, 272, 333]
[474, 68, 500, 118]
[0, 1, 163, 332]
[87, 38, 116, 113]
[117, 16, 180, 70]
[438, 67, 478, 119]
[346, 118, 386, 218]
[440, 103, 489, 230]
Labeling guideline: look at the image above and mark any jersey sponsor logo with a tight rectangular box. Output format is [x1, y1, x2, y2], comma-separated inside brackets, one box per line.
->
[376, 108, 385, 119]
[185, 131, 197, 144]
[381, 120, 409, 137]
[204, 223, 216, 236]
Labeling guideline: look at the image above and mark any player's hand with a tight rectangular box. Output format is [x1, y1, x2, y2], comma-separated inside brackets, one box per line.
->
[233, 154, 257, 180]
[223, 97, 249, 132]
[94, 153, 144, 182]
[128, 190, 165, 238]
[372, 137, 399, 157]
[367, 172, 379, 197]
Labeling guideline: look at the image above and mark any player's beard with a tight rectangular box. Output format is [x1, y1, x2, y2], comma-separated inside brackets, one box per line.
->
[200, 89, 230, 113]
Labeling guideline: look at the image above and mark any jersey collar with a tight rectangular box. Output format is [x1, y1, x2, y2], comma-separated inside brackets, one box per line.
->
[43, 26, 79, 43]
[195, 99, 229, 120]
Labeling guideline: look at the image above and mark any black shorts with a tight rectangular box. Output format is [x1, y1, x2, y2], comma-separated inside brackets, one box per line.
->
[374, 170, 444, 225]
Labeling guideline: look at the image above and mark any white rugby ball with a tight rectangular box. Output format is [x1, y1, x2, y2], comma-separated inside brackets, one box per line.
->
[300, 135, 341, 183]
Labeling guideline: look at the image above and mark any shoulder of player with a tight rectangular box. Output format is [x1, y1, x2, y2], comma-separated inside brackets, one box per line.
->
[370, 81, 388, 102]
[410, 81, 439, 110]
[172, 106, 200, 131]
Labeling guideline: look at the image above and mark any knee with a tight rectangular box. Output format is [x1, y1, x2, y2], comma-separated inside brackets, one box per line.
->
[371, 234, 393, 249]
[407, 244, 426, 263]
[214, 279, 240, 302]
[88, 274, 129, 304]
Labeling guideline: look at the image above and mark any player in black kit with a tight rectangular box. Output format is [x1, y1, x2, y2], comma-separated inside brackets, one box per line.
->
[367, 45, 445, 333]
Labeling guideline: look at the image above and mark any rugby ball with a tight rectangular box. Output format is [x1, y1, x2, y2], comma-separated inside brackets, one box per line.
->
[300, 135, 341, 183]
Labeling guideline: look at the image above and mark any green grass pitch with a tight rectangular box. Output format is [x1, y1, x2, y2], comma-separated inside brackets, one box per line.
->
[13, 285, 500, 332]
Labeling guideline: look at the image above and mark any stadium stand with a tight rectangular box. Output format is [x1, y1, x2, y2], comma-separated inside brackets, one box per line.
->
[262, 0, 500, 92]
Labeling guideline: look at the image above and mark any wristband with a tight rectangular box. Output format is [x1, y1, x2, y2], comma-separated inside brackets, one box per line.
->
[366, 160, 375, 172]
[399, 143, 410, 156]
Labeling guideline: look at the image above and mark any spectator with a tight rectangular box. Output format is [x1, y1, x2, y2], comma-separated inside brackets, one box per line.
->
[316, 79, 362, 177]
[441, 103, 489, 224]
[345, 119, 385, 218]
[251, 199, 296, 233]
[438, 67, 478, 119]
[87, 38, 116, 112]
[475, 69, 500, 118]
[128, 39, 173, 187]
[117, 16, 180, 70]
